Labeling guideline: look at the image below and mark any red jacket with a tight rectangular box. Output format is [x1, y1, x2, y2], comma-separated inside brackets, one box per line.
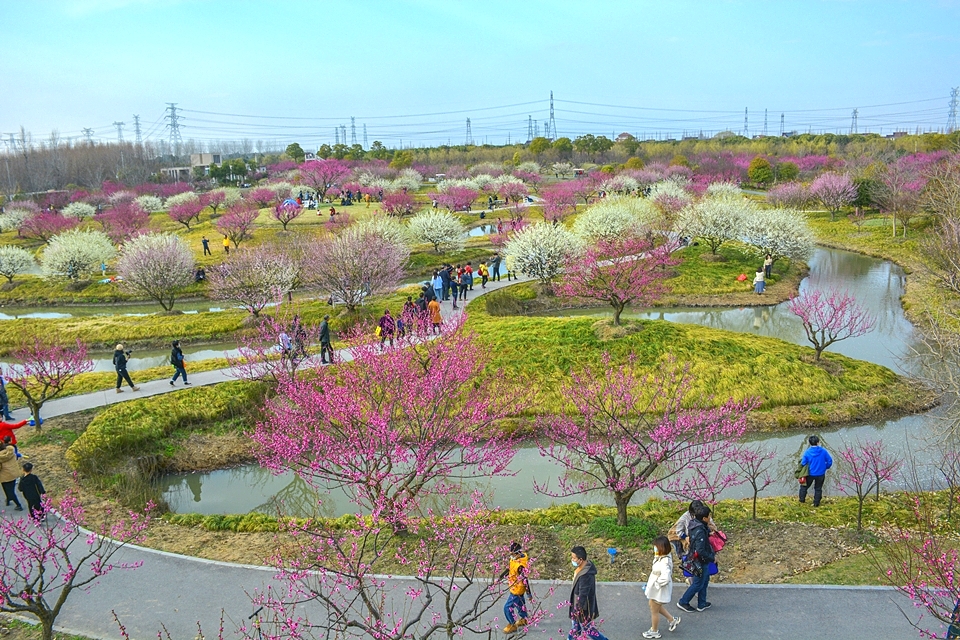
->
[0, 420, 27, 445]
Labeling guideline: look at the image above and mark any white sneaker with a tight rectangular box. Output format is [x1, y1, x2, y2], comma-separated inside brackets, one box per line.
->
[643, 630, 661, 639]
[669, 617, 680, 632]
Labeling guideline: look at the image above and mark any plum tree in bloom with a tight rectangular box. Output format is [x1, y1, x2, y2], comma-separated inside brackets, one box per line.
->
[787, 289, 875, 361]
[433, 186, 479, 212]
[271, 199, 302, 230]
[731, 445, 776, 519]
[381, 190, 416, 217]
[407, 209, 466, 253]
[552, 161, 574, 178]
[116, 232, 195, 311]
[4, 338, 93, 428]
[572, 195, 659, 241]
[557, 235, 678, 325]
[248, 187, 276, 208]
[230, 305, 319, 386]
[133, 194, 164, 213]
[648, 179, 693, 216]
[41, 229, 116, 280]
[0, 491, 150, 640]
[766, 182, 813, 209]
[499, 180, 529, 204]
[168, 200, 203, 230]
[504, 222, 583, 285]
[541, 182, 578, 222]
[743, 206, 815, 266]
[704, 182, 742, 199]
[200, 190, 226, 216]
[93, 201, 150, 244]
[674, 194, 754, 254]
[252, 322, 519, 522]
[0, 245, 35, 283]
[835, 439, 902, 531]
[163, 190, 199, 209]
[537, 355, 755, 526]
[62, 201, 96, 220]
[216, 202, 259, 248]
[0, 208, 34, 235]
[600, 174, 639, 195]
[571, 177, 597, 205]
[876, 159, 927, 237]
[305, 227, 409, 311]
[208, 246, 298, 317]
[20, 212, 78, 244]
[810, 172, 857, 221]
[353, 215, 412, 247]
[299, 159, 351, 200]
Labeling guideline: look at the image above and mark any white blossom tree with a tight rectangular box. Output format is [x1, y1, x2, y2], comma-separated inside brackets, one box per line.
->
[116, 233, 195, 311]
[353, 215, 412, 247]
[0, 246, 35, 283]
[743, 207, 815, 266]
[705, 182, 743, 199]
[163, 191, 199, 209]
[391, 168, 423, 192]
[572, 195, 659, 241]
[675, 195, 754, 254]
[600, 175, 639, 195]
[41, 229, 116, 280]
[552, 162, 573, 178]
[62, 202, 95, 220]
[0, 208, 34, 233]
[504, 222, 583, 285]
[209, 246, 299, 317]
[407, 209, 466, 253]
[517, 161, 541, 174]
[133, 195, 164, 213]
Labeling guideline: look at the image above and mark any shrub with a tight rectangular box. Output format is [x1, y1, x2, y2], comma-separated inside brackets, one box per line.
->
[41, 229, 116, 280]
[586, 515, 661, 547]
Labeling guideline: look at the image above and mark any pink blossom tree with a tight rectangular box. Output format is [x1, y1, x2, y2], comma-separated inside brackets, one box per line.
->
[0, 491, 151, 640]
[571, 177, 597, 205]
[215, 202, 259, 249]
[556, 235, 678, 326]
[381, 190, 416, 217]
[876, 159, 927, 236]
[432, 186, 478, 212]
[94, 201, 149, 244]
[116, 232, 195, 311]
[731, 445, 776, 519]
[252, 322, 519, 523]
[230, 305, 318, 386]
[787, 289, 875, 361]
[767, 182, 813, 209]
[299, 159, 351, 201]
[541, 182, 578, 222]
[536, 355, 755, 526]
[500, 181, 529, 205]
[835, 439, 902, 531]
[810, 172, 857, 221]
[271, 199, 302, 230]
[304, 228, 408, 312]
[167, 200, 204, 230]
[4, 338, 93, 429]
[208, 246, 298, 317]
[200, 190, 226, 216]
[19, 212, 78, 244]
[248, 187, 277, 208]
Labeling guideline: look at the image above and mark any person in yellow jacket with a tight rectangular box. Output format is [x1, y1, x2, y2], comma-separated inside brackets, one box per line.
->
[501, 541, 531, 633]
[478, 262, 489, 288]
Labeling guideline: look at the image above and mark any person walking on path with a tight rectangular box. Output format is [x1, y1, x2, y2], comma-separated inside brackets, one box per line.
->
[677, 504, 716, 613]
[440, 265, 452, 301]
[318, 315, 333, 364]
[501, 541, 531, 634]
[668, 500, 706, 560]
[0, 375, 13, 421]
[201, 236, 211, 256]
[431, 271, 444, 303]
[0, 442, 21, 511]
[222, 235, 230, 254]
[478, 262, 489, 288]
[799, 435, 833, 507]
[0, 418, 26, 453]
[753, 266, 765, 295]
[465, 262, 474, 291]
[763, 253, 773, 279]
[568, 546, 608, 640]
[113, 344, 139, 394]
[17, 462, 44, 519]
[428, 297, 442, 334]
[643, 536, 680, 638]
[491, 253, 502, 282]
[169, 340, 190, 386]
[292, 315, 308, 360]
[378, 309, 396, 349]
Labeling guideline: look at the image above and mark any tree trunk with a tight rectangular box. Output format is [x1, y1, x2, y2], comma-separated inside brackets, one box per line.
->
[30, 401, 42, 432]
[814, 346, 823, 361]
[614, 493, 630, 527]
[752, 491, 758, 520]
[856, 498, 864, 532]
[41, 618, 54, 640]
[612, 304, 624, 326]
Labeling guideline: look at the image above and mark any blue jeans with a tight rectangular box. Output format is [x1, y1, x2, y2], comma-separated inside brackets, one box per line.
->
[679, 570, 710, 608]
[172, 365, 187, 383]
[569, 618, 607, 640]
[504, 593, 527, 625]
[434, 287, 443, 302]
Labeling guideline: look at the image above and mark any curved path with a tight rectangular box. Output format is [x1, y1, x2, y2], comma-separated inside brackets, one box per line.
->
[3, 261, 935, 640]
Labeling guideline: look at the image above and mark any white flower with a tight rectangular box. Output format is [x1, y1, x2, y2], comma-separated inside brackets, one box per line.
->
[505, 223, 584, 284]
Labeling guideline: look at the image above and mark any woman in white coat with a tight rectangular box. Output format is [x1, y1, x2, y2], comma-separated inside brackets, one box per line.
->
[643, 536, 680, 638]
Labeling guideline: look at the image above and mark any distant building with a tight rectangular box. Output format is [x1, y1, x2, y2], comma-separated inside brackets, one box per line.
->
[161, 167, 191, 182]
[190, 153, 223, 175]
[885, 131, 908, 139]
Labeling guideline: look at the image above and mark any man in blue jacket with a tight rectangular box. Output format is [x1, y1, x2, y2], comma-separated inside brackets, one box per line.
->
[799, 435, 833, 507]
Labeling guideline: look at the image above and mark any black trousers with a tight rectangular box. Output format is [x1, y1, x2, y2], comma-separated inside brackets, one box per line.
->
[799, 474, 826, 506]
[320, 341, 333, 362]
[116, 368, 135, 389]
[2, 480, 20, 508]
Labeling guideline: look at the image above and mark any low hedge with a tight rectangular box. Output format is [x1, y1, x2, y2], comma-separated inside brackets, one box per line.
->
[66, 381, 266, 474]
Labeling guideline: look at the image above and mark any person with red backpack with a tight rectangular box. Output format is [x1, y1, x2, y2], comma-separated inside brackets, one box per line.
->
[677, 504, 716, 613]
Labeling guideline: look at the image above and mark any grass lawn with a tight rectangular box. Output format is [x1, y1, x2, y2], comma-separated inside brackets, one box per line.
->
[668, 242, 795, 295]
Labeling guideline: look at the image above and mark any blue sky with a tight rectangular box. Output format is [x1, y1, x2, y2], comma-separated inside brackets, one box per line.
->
[2, 0, 959, 148]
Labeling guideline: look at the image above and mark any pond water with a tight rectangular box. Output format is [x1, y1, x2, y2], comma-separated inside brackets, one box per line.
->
[0, 299, 233, 320]
[465, 224, 496, 237]
[159, 247, 948, 517]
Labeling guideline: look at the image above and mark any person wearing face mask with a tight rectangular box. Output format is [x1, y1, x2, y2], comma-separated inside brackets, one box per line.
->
[500, 541, 531, 634]
[568, 546, 608, 640]
[643, 536, 680, 638]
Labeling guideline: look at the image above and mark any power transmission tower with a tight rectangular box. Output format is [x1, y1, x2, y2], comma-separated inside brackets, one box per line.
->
[780, 113, 785, 136]
[465, 118, 472, 145]
[548, 91, 557, 140]
[362, 124, 368, 149]
[340, 125, 347, 145]
[534, 121, 540, 138]
[82, 128, 94, 144]
[948, 87, 959, 133]
[743, 108, 748, 137]
[335, 128, 340, 145]
[165, 103, 182, 155]
[132, 114, 142, 145]
[350, 117, 357, 146]
[113, 121, 125, 143]
[850, 108, 859, 134]
[763, 109, 768, 136]
[527, 116, 533, 142]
